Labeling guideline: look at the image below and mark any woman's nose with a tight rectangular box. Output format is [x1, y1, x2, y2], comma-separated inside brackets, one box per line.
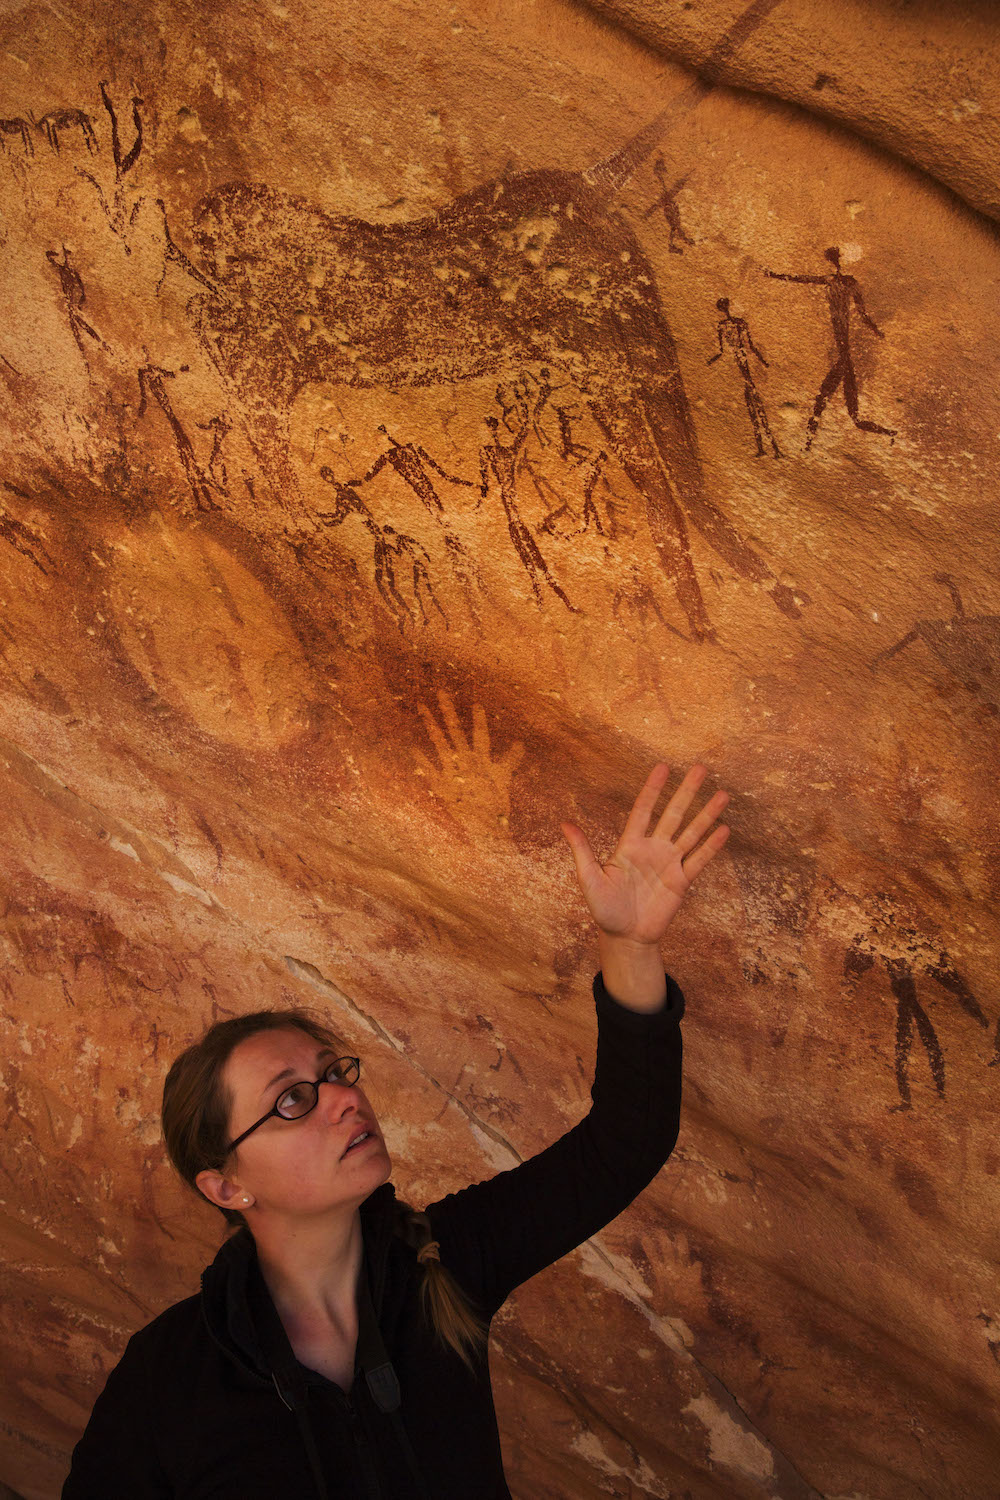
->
[319, 1079, 361, 1122]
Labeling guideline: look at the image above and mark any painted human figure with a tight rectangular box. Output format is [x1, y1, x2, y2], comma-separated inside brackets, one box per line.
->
[526, 368, 582, 453]
[479, 414, 576, 612]
[137, 362, 218, 513]
[502, 379, 624, 540]
[533, 449, 605, 539]
[642, 158, 694, 254]
[197, 414, 232, 493]
[844, 922, 992, 1112]
[348, 425, 485, 606]
[765, 247, 896, 450]
[706, 297, 782, 458]
[318, 467, 446, 630]
[45, 246, 107, 361]
[575, 449, 629, 539]
[353, 425, 474, 514]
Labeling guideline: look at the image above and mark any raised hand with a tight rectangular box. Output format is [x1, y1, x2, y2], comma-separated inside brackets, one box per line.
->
[561, 762, 730, 946]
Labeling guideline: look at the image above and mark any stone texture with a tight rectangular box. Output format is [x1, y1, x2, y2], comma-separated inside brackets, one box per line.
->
[1, 1, 998, 1496]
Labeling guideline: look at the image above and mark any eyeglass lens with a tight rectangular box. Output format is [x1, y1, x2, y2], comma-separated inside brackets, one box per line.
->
[275, 1058, 360, 1119]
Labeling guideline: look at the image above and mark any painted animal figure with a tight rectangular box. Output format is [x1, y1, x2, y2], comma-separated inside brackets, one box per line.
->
[36, 107, 98, 154]
[873, 574, 999, 713]
[187, 120, 799, 640]
[0, 117, 33, 155]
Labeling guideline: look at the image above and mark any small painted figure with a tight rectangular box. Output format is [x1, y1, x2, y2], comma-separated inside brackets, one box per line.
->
[353, 425, 474, 514]
[642, 158, 694, 254]
[45, 246, 108, 363]
[479, 413, 576, 613]
[872, 574, 999, 715]
[0, 116, 33, 156]
[137, 362, 219, 513]
[706, 297, 782, 458]
[36, 106, 97, 154]
[318, 467, 446, 631]
[844, 932, 992, 1112]
[99, 80, 143, 178]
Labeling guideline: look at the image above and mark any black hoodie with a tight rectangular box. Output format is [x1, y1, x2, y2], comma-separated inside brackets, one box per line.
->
[62, 971, 685, 1498]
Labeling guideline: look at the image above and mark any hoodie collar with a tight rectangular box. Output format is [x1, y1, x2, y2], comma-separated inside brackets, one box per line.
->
[200, 1181, 399, 1383]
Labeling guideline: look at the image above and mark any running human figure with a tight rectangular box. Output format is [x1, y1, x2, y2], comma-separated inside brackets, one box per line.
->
[765, 247, 896, 451]
[642, 159, 694, 254]
[706, 297, 781, 459]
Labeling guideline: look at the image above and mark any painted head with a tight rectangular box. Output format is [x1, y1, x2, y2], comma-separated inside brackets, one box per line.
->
[162, 1009, 391, 1229]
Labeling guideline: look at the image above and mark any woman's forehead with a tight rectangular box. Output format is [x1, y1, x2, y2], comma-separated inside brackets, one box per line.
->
[225, 1027, 331, 1097]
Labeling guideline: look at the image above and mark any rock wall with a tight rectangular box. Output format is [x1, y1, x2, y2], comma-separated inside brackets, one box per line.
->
[1, 1, 998, 1496]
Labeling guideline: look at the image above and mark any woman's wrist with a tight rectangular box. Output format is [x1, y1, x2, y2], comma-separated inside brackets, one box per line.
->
[597, 930, 669, 1013]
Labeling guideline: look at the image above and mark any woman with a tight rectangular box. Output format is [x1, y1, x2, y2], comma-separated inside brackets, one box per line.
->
[63, 761, 729, 1499]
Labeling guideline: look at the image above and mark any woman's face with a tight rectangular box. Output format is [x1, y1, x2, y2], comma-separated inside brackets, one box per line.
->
[220, 1027, 392, 1218]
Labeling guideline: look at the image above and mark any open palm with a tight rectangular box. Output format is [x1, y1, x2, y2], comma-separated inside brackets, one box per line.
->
[561, 763, 730, 943]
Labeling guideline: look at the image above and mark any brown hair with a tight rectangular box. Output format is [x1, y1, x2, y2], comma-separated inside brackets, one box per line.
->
[161, 1008, 487, 1371]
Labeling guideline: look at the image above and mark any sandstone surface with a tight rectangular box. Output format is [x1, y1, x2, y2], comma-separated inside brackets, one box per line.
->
[1, 2, 998, 1497]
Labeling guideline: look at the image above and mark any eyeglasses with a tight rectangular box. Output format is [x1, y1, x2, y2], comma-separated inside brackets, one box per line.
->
[226, 1056, 361, 1153]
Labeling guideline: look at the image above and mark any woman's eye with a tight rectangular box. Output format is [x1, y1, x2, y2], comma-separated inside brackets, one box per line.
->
[279, 1082, 312, 1112]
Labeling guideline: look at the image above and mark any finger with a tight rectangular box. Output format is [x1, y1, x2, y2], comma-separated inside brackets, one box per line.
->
[471, 701, 490, 758]
[436, 688, 464, 748]
[504, 739, 526, 772]
[621, 762, 672, 842]
[560, 821, 604, 892]
[651, 762, 707, 839]
[673, 789, 730, 856]
[681, 823, 730, 881]
[417, 702, 452, 764]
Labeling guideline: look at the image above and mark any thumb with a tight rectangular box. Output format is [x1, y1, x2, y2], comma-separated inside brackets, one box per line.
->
[560, 821, 603, 893]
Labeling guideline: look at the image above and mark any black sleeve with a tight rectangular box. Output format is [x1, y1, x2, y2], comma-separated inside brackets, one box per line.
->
[426, 970, 684, 1317]
[62, 1332, 171, 1499]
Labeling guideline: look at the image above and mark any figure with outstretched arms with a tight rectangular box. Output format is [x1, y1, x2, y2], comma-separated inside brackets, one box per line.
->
[765, 247, 896, 449]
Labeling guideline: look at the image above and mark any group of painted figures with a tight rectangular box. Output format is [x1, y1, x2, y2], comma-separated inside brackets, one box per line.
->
[4, 83, 994, 1115]
[646, 157, 897, 457]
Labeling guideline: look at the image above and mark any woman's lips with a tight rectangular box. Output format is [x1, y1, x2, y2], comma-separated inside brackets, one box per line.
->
[342, 1132, 377, 1158]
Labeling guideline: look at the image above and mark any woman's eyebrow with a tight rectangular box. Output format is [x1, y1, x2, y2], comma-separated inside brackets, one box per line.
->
[260, 1047, 336, 1098]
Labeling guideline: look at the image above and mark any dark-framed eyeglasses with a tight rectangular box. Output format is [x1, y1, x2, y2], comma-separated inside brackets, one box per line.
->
[226, 1056, 361, 1153]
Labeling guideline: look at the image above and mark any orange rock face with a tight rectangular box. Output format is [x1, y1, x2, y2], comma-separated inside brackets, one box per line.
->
[1, 1, 998, 1496]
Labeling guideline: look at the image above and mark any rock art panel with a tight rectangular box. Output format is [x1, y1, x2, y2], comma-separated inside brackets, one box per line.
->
[106, 518, 318, 747]
[1, 0, 999, 1497]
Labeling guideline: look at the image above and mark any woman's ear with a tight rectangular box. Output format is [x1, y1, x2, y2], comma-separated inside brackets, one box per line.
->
[195, 1169, 253, 1212]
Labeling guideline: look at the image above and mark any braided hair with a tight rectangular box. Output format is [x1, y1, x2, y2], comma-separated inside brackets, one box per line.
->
[391, 1201, 488, 1373]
